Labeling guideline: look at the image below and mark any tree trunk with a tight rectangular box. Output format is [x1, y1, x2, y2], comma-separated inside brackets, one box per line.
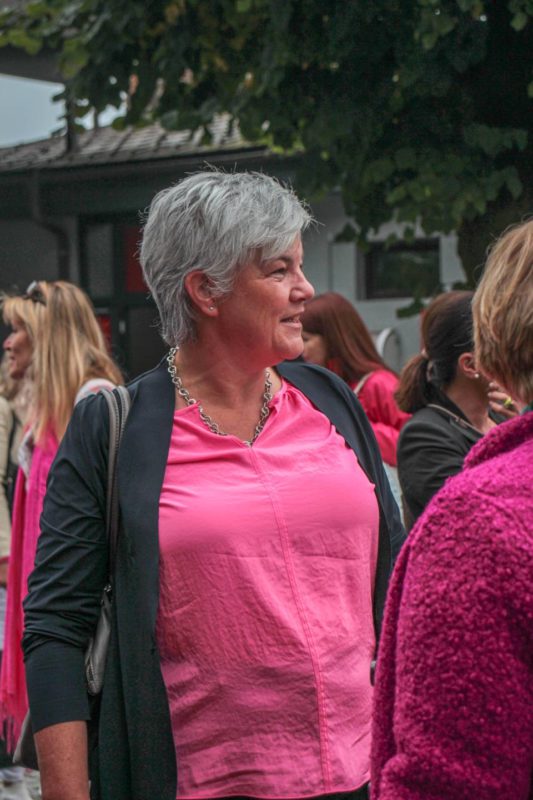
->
[457, 193, 532, 287]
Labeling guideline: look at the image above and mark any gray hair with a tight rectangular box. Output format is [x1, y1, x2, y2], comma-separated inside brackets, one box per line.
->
[140, 170, 312, 346]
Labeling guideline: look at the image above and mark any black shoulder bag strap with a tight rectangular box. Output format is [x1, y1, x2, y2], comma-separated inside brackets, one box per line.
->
[101, 386, 131, 580]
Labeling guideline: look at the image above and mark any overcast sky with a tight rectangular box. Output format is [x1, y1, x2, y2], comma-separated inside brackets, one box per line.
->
[0, 74, 65, 147]
[0, 73, 121, 147]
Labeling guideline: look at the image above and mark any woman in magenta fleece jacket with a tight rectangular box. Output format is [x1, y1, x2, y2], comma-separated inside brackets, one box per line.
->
[371, 219, 533, 800]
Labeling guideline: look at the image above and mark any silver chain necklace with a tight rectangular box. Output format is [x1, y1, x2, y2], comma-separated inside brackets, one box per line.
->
[167, 347, 273, 446]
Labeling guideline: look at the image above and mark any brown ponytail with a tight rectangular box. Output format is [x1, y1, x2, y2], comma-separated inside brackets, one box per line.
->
[395, 291, 475, 413]
[395, 353, 432, 413]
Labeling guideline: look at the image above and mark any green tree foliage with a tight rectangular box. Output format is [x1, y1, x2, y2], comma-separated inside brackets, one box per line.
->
[1, 0, 532, 282]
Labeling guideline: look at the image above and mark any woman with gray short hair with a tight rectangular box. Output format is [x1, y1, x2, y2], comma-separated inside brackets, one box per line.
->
[22, 171, 404, 800]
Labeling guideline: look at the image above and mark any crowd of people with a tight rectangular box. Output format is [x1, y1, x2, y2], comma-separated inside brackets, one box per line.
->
[0, 171, 530, 800]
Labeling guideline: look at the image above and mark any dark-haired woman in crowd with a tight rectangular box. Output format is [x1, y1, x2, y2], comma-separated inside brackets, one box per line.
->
[301, 292, 409, 505]
[395, 291, 508, 529]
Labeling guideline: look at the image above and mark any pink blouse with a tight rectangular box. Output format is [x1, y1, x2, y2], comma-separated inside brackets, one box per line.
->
[156, 381, 379, 799]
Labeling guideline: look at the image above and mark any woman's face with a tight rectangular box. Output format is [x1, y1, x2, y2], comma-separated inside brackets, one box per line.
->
[216, 237, 315, 366]
[302, 331, 328, 367]
[3, 321, 33, 379]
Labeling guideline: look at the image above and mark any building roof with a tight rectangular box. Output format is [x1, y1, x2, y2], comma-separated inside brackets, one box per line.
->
[0, 115, 267, 173]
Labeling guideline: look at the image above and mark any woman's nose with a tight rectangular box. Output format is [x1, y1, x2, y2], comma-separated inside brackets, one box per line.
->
[3, 334, 12, 351]
[301, 275, 315, 301]
[293, 271, 314, 302]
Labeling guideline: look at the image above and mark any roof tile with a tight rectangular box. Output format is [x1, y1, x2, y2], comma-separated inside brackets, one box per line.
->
[0, 115, 262, 172]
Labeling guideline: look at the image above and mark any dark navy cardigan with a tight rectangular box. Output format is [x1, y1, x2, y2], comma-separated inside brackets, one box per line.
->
[23, 359, 405, 800]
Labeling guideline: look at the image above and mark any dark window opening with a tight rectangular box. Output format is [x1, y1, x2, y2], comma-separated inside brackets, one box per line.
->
[80, 218, 165, 379]
[365, 239, 440, 299]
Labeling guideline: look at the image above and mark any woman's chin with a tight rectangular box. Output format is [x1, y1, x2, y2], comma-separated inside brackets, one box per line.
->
[279, 342, 305, 363]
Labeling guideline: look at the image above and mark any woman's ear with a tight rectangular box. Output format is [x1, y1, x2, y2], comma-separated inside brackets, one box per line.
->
[184, 271, 218, 316]
[457, 351, 480, 380]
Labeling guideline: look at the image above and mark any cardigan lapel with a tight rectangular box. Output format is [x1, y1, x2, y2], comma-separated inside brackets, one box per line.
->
[117, 359, 176, 632]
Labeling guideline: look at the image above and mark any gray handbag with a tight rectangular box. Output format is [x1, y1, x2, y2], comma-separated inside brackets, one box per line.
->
[13, 385, 131, 769]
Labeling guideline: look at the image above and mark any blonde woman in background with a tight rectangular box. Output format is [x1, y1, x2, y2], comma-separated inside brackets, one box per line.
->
[0, 357, 29, 638]
[0, 361, 30, 800]
[0, 281, 122, 755]
[0, 361, 27, 587]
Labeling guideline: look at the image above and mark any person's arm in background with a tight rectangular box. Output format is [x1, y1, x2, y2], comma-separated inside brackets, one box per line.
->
[372, 487, 533, 799]
[357, 371, 410, 466]
[0, 398, 13, 586]
[23, 394, 109, 800]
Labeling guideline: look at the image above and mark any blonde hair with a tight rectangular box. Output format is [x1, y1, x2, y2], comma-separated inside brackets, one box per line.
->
[2, 281, 123, 443]
[2, 294, 43, 415]
[473, 219, 533, 404]
[2, 293, 44, 356]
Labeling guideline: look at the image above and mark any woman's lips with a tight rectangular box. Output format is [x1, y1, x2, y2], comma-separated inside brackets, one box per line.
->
[281, 314, 302, 325]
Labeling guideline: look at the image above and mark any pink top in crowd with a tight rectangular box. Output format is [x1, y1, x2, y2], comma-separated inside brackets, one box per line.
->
[157, 380, 379, 799]
[351, 369, 409, 467]
[0, 429, 58, 745]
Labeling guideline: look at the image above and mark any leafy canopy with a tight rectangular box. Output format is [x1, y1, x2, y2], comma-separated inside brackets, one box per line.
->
[1, 0, 532, 281]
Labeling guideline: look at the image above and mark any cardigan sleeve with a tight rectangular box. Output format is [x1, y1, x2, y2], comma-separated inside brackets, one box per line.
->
[371, 485, 533, 799]
[22, 393, 110, 733]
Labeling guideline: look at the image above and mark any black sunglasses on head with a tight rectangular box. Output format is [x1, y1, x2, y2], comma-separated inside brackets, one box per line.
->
[23, 281, 47, 305]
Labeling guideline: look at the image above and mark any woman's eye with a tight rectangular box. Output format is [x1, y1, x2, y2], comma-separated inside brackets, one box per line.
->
[272, 267, 287, 276]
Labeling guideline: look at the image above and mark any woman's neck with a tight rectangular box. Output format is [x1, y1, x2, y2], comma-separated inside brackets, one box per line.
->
[444, 380, 494, 434]
[170, 341, 284, 445]
[176, 342, 282, 406]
